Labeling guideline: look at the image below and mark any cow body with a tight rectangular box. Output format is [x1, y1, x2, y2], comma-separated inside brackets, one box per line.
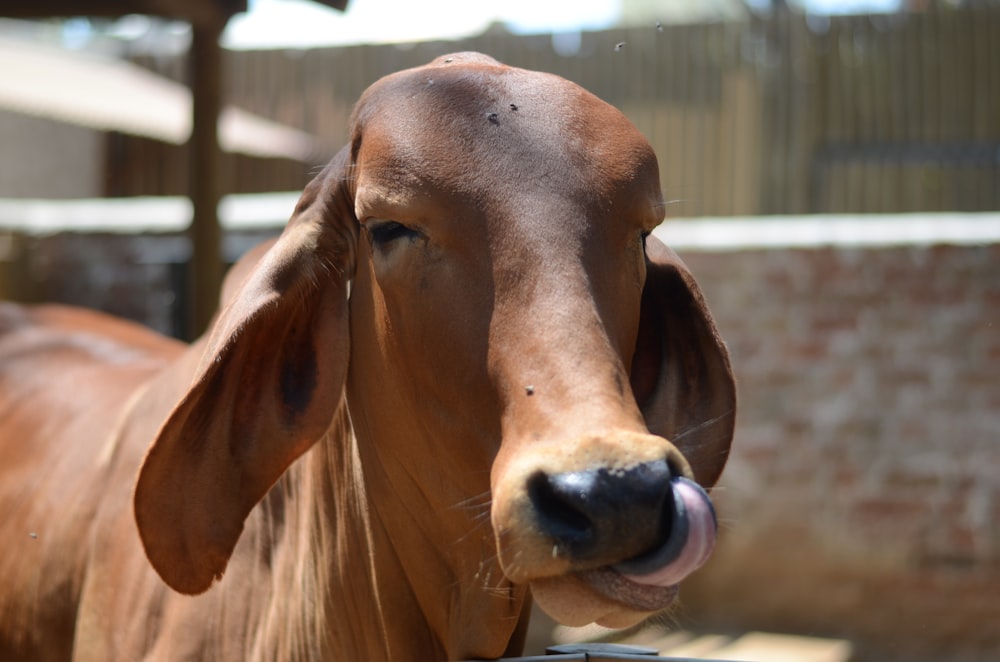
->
[0, 53, 735, 661]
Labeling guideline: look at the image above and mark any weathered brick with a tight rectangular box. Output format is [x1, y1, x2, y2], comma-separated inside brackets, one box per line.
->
[11, 231, 999, 662]
[680, 242, 1000, 661]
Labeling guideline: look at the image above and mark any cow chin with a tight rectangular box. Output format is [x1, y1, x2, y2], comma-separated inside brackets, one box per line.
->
[529, 573, 676, 629]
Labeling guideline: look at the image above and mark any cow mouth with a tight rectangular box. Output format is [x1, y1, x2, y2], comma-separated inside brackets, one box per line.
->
[575, 477, 717, 612]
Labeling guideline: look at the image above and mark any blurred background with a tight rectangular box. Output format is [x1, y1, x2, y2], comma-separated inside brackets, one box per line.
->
[0, 1, 997, 660]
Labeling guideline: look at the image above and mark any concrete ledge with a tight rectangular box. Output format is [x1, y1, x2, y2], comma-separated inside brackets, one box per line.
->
[0, 193, 301, 235]
[654, 213, 1000, 251]
[550, 625, 853, 662]
[1, 196, 997, 251]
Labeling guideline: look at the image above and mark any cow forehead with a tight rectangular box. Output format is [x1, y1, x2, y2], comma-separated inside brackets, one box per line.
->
[351, 58, 661, 211]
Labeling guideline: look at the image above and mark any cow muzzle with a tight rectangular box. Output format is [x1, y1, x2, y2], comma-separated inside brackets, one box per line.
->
[492, 433, 717, 627]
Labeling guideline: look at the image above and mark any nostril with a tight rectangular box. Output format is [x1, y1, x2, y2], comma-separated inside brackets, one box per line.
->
[665, 457, 685, 481]
[527, 471, 595, 551]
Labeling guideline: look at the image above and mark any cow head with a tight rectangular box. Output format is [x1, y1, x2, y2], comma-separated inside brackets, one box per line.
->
[135, 52, 735, 650]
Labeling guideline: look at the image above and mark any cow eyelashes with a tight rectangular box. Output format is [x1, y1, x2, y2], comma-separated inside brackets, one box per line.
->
[365, 220, 421, 248]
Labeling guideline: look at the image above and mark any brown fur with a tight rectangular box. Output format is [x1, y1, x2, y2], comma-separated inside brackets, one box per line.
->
[0, 53, 734, 661]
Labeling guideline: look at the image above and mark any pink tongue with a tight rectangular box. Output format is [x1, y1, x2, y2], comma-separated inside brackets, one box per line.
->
[620, 479, 717, 588]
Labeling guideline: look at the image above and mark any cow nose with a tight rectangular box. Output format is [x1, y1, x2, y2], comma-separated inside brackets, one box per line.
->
[527, 459, 678, 564]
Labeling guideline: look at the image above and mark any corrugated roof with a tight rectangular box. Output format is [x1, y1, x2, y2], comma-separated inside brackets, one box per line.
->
[0, 37, 320, 162]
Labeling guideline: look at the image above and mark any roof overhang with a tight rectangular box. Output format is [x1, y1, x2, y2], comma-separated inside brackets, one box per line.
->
[0, 1, 347, 28]
[0, 37, 322, 161]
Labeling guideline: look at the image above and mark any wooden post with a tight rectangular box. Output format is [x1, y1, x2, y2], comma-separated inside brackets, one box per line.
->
[187, 21, 225, 340]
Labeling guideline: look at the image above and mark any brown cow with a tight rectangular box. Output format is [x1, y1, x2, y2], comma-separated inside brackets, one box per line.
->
[0, 52, 735, 661]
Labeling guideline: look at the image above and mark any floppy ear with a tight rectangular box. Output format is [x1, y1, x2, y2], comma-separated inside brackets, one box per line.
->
[134, 148, 357, 595]
[630, 234, 736, 489]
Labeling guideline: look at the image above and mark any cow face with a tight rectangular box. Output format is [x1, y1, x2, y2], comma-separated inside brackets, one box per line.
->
[135, 53, 734, 638]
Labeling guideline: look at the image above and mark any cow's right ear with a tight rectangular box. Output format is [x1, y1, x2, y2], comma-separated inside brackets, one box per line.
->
[134, 147, 358, 595]
[630, 234, 736, 490]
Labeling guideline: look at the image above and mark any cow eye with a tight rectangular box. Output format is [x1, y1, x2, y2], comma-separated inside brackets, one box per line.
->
[367, 220, 420, 247]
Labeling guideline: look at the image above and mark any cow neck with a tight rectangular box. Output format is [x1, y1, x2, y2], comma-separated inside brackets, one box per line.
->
[319, 398, 529, 661]
[241, 409, 380, 660]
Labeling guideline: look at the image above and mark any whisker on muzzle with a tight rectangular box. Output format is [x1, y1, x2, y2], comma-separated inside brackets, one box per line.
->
[450, 489, 493, 513]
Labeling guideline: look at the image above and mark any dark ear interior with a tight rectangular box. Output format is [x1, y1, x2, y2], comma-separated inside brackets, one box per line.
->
[134, 149, 358, 594]
[630, 235, 736, 488]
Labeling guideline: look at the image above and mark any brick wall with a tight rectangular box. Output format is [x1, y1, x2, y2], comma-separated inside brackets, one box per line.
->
[675, 243, 1000, 662]
[7, 229, 275, 339]
[13, 233, 185, 335]
[5, 220, 999, 660]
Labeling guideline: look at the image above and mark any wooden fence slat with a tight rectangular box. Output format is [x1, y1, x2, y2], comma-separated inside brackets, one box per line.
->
[110, 9, 999, 217]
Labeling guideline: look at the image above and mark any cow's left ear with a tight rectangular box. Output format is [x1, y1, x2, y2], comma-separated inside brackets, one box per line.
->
[630, 234, 736, 489]
[134, 147, 358, 595]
